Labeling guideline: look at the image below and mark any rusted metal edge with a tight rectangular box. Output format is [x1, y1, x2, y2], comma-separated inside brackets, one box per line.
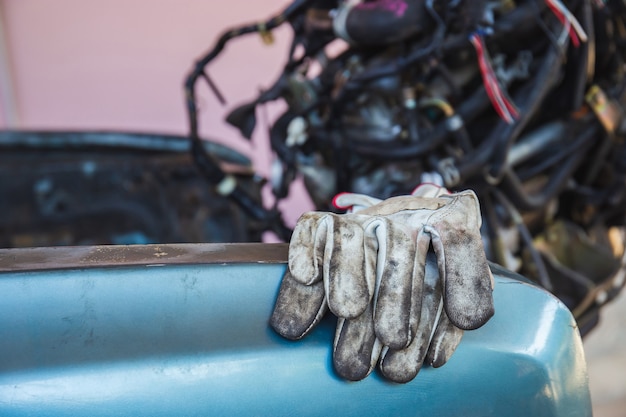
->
[0, 243, 288, 273]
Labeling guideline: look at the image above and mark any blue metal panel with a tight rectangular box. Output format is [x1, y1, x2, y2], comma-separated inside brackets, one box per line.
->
[0, 260, 591, 416]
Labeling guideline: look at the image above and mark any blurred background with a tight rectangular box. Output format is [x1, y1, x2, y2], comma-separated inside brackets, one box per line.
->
[0, 1, 623, 415]
[0, 0, 314, 230]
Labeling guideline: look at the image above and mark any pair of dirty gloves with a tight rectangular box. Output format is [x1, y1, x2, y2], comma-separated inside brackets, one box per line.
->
[270, 184, 495, 383]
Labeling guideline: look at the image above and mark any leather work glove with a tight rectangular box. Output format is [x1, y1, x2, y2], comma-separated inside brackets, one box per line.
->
[270, 184, 494, 382]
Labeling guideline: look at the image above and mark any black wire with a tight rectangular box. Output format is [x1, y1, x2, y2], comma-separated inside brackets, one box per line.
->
[312, 2, 550, 165]
[531, 0, 567, 62]
[312, 85, 491, 160]
[571, 0, 594, 110]
[342, 1, 542, 87]
[492, 189, 554, 292]
[516, 120, 597, 181]
[184, 0, 315, 138]
[456, 20, 568, 183]
[183, 0, 316, 240]
[480, 192, 508, 267]
[499, 124, 598, 212]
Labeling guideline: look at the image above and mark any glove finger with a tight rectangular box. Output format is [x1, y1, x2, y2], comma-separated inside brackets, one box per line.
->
[270, 269, 327, 340]
[371, 218, 420, 350]
[288, 212, 329, 285]
[425, 311, 464, 368]
[428, 192, 495, 330]
[326, 215, 372, 319]
[333, 303, 382, 381]
[378, 253, 441, 383]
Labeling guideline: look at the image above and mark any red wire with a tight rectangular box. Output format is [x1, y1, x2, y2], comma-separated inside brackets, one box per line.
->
[478, 38, 519, 118]
[471, 34, 518, 123]
[546, 0, 580, 47]
[472, 35, 510, 122]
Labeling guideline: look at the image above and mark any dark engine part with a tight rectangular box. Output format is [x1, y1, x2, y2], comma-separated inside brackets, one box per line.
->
[0, 131, 264, 247]
[185, 0, 626, 335]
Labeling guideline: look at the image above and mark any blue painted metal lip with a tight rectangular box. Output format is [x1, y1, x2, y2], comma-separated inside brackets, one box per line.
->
[0, 243, 592, 416]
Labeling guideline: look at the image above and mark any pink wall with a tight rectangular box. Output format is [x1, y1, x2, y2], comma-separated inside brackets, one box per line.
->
[0, 0, 313, 229]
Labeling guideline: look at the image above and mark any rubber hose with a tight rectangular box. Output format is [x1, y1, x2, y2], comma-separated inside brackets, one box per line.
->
[457, 25, 567, 182]
[334, 0, 429, 46]
[499, 125, 598, 212]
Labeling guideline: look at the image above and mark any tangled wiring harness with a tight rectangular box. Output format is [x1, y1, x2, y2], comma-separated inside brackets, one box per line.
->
[185, 0, 626, 335]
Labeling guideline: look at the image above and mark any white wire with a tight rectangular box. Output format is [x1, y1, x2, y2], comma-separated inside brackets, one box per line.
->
[547, 0, 589, 42]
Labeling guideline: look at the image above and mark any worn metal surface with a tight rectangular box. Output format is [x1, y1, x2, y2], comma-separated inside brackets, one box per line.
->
[0, 130, 251, 166]
[0, 247, 592, 416]
[0, 242, 288, 272]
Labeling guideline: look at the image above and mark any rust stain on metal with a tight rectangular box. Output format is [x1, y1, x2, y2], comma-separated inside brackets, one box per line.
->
[0, 243, 288, 273]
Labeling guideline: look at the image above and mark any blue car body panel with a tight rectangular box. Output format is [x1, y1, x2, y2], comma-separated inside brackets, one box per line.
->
[0, 243, 591, 416]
